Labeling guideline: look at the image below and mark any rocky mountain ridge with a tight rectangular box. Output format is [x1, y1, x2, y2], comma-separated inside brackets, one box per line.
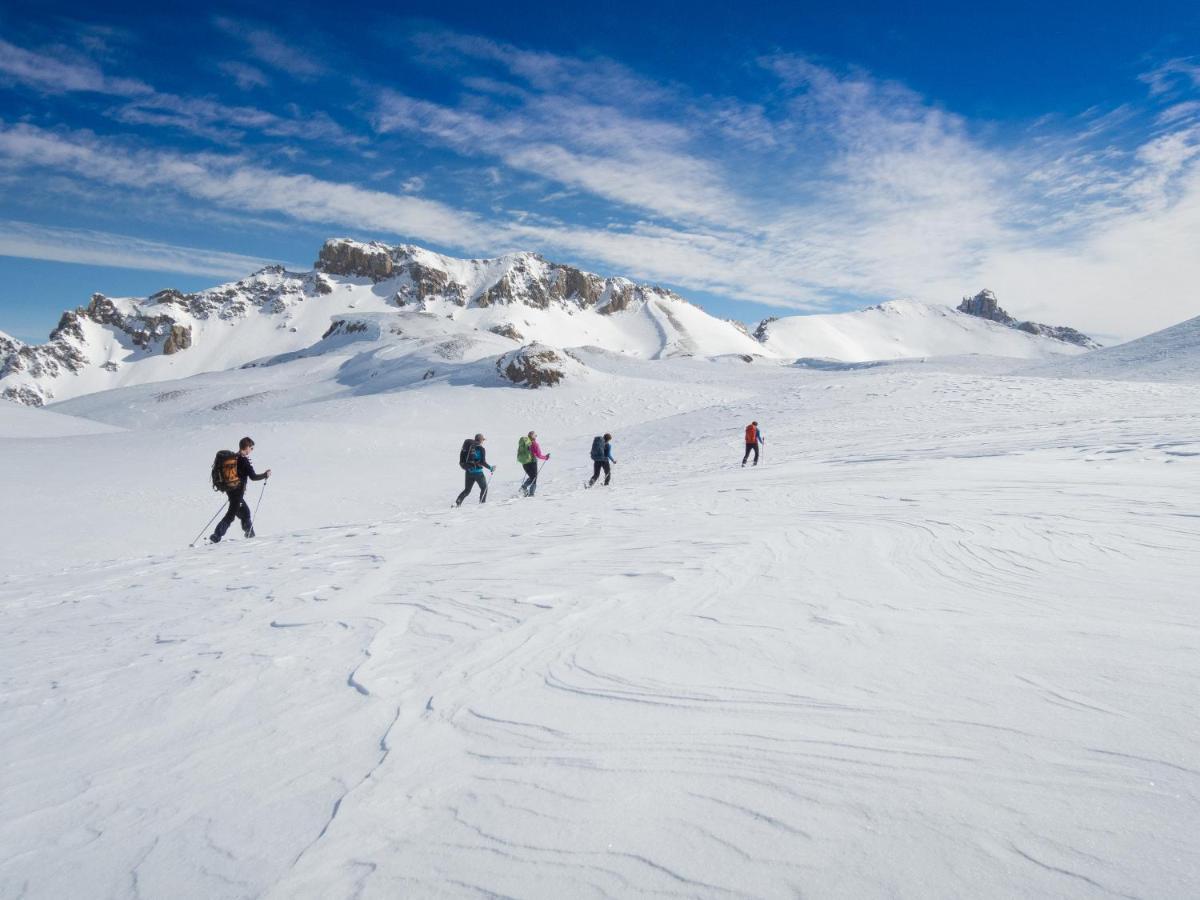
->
[957, 290, 1099, 349]
[1, 238, 1098, 407]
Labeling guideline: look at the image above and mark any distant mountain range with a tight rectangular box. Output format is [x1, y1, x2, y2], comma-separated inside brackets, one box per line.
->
[0, 238, 1094, 406]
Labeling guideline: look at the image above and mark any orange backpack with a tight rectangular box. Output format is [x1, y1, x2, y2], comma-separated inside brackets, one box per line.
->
[745, 424, 757, 444]
[211, 451, 242, 492]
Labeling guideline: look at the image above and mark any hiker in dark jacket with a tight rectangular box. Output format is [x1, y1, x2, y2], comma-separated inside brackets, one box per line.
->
[211, 436, 271, 543]
[456, 433, 495, 506]
[588, 433, 615, 487]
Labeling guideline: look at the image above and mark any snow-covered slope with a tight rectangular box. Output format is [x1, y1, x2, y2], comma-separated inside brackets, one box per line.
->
[0, 400, 123, 437]
[756, 300, 1089, 362]
[2, 353, 1198, 898]
[1029, 312, 1200, 382]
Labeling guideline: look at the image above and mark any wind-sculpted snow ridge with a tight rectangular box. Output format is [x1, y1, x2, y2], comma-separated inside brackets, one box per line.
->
[1, 238, 1102, 407]
[1027, 312, 1200, 382]
[2, 356, 1198, 897]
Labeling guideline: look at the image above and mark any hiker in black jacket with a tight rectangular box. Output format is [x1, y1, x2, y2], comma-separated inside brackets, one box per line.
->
[211, 437, 271, 543]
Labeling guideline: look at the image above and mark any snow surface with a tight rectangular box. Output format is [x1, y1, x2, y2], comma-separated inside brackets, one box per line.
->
[1028, 312, 1200, 382]
[2, 342, 1198, 898]
[758, 300, 1086, 362]
[0, 401, 123, 437]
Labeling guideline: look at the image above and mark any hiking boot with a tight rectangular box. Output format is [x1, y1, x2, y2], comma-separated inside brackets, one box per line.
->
[243, 526, 255, 538]
[209, 534, 221, 544]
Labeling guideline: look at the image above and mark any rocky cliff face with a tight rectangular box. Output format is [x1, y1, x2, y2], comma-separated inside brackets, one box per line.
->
[957, 290, 1099, 349]
[315, 238, 674, 314]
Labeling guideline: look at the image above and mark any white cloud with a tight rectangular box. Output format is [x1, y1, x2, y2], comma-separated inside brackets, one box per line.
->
[109, 92, 358, 146]
[0, 122, 495, 250]
[1140, 58, 1200, 97]
[0, 36, 150, 96]
[212, 17, 325, 80]
[0, 220, 284, 277]
[217, 60, 270, 90]
[6, 26, 1200, 341]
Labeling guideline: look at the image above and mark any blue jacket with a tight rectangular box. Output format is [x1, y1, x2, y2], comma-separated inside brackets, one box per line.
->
[467, 446, 490, 475]
[604, 442, 615, 463]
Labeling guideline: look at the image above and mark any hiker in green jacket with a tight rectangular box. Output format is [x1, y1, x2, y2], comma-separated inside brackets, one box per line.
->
[518, 431, 550, 496]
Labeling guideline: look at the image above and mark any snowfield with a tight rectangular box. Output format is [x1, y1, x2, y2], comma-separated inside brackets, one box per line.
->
[2, 340, 1198, 898]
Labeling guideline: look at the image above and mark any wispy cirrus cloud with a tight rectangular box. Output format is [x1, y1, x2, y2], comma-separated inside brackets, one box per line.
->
[0, 122, 495, 250]
[0, 220, 286, 277]
[4, 22, 1200, 341]
[0, 35, 150, 96]
[217, 60, 270, 91]
[109, 92, 358, 145]
[212, 17, 325, 80]
[0, 35, 354, 147]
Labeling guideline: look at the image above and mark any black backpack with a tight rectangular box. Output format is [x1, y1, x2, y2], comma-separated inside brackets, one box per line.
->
[459, 438, 478, 470]
[590, 435, 605, 461]
[211, 450, 240, 492]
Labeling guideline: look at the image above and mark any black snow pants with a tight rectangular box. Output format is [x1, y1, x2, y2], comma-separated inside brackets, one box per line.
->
[214, 487, 252, 538]
[521, 460, 539, 495]
[457, 470, 488, 505]
[589, 460, 611, 486]
[742, 442, 759, 465]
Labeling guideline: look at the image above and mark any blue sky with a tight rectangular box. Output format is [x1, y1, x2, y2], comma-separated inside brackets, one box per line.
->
[2, 1, 1199, 343]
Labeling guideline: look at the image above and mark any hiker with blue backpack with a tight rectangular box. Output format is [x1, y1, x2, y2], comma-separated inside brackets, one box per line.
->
[456, 433, 495, 506]
[518, 431, 550, 497]
[587, 433, 615, 487]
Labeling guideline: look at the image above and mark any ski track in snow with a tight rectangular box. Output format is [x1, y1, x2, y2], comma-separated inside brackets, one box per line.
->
[1, 362, 1198, 898]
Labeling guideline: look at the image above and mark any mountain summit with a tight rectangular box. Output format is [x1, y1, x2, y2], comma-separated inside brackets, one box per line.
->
[0, 239, 1092, 406]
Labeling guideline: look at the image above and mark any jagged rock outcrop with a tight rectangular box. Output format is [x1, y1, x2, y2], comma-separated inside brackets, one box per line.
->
[489, 323, 524, 342]
[315, 238, 678, 316]
[753, 317, 778, 342]
[163, 325, 192, 355]
[316, 240, 395, 280]
[957, 290, 1099, 349]
[496, 343, 570, 388]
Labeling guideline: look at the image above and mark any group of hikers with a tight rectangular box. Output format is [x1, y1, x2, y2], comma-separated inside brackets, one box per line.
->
[452, 430, 620, 506]
[204, 423, 764, 540]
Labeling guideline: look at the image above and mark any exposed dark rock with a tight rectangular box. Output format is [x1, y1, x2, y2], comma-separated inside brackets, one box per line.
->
[551, 266, 605, 306]
[489, 323, 524, 342]
[163, 325, 192, 355]
[322, 319, 370, 339]
[2, 385, 43, 406]
[601, 283, 639, 315]
[316, 239, 395, 280]
[957, 290, 1100, 349]
[496, 343, 569, 388]
[753, 317, 778, 343]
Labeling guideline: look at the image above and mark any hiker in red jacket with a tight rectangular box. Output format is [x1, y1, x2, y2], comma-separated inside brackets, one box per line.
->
[742, 421, 763, 466]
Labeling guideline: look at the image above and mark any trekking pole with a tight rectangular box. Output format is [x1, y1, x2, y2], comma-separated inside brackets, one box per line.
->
[254, 480, 268, 518]
[190, 502, 227, 547]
